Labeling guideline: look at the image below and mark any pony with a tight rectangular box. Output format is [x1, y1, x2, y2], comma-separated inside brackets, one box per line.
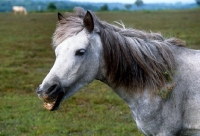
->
[12, 6, 27, 15]
[36, 7, 200, 136]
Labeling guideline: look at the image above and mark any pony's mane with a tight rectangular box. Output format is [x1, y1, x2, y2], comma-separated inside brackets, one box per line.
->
[53, 7, 186, 92]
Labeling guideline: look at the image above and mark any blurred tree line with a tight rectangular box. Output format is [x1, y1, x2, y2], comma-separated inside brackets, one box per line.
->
[197, 0, 200, 5]
[0, 0, 45, 12]
[0, 0, 198, 13]
[0, 0, 99, 12]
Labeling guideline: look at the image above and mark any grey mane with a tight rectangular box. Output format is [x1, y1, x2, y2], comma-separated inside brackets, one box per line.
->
[53, 7, 186, 93]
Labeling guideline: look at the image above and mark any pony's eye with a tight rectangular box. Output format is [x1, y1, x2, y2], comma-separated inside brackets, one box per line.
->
[75, 49, 86, 56]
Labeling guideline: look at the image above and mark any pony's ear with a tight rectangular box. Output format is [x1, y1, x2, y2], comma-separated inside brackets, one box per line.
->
[58, 12, 65, 21]
[83, 10, 94, 33]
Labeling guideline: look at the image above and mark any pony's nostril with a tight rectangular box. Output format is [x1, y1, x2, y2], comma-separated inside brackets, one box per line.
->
[36, 83, 60, 95]
[48, 84, 57, 93]
[46, 83, 60, 94]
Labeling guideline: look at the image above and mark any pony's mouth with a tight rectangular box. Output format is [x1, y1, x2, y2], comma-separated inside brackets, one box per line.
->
[42, 91, 64, 111]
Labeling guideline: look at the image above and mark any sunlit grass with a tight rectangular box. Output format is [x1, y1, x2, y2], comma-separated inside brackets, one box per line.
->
[0, 10, 200, 135]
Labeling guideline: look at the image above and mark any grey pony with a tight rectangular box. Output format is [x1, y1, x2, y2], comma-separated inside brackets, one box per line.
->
[37, 7, 200, 136]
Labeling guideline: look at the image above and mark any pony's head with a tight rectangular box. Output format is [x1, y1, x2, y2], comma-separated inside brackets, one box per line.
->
[37, 8, 102, 111]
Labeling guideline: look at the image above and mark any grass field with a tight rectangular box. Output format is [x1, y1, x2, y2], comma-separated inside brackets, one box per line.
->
[0, 9, 200, 135]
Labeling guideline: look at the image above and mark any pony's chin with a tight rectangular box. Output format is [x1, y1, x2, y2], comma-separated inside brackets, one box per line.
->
[43, 91, 64, 111]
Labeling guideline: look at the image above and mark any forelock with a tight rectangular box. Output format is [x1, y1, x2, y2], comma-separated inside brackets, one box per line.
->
[52, 7, 86, 48]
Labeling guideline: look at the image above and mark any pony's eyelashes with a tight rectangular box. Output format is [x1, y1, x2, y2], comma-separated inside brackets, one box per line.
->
[75, 49, 86, 56]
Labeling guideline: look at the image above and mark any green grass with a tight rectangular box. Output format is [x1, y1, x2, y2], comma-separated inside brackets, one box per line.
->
[0, 84, 139, 135]
[0, 10, 200, 135]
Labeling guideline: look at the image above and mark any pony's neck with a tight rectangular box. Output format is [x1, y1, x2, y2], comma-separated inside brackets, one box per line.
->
[95, 66, 134, 100]
[96, 73, 138, 104]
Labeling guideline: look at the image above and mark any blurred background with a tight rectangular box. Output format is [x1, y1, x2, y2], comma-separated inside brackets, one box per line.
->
[0, 0, 199, 12]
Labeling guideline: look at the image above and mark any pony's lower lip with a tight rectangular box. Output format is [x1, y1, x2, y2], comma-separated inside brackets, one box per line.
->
[43, 91, 64, 111]
[43, 101, 56, 111]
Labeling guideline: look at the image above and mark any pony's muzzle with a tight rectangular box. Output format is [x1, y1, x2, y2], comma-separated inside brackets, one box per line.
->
[36, 84, 42, 94]
[36, 82, 64, 111]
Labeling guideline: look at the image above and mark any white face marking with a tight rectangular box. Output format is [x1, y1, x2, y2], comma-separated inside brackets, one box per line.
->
[40, 29, 102, 100]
